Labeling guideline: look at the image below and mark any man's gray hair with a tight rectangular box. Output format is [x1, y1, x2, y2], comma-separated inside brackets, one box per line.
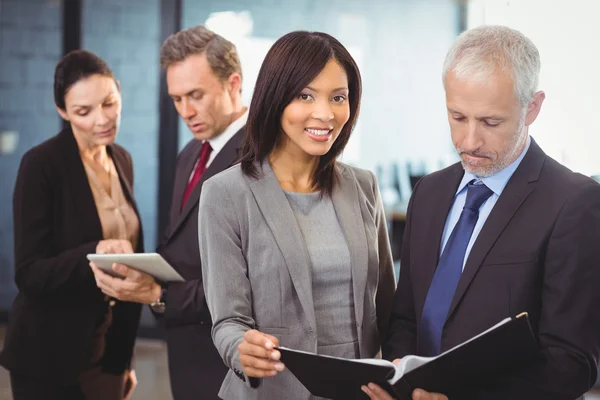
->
[442, 25, 541, 107]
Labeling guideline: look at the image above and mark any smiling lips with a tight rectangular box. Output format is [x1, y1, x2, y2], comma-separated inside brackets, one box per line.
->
[305, 127, 333, 142]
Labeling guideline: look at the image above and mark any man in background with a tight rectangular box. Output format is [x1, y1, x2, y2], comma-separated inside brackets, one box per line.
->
[91, 25, 247, 399]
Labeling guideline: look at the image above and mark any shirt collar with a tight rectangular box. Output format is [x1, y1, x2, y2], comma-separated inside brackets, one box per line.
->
[206, 108, 248, 154]
[456, 135, 531, 196]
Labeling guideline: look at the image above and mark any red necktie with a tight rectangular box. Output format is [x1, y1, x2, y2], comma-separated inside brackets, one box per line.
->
[181, 141, 212, 209]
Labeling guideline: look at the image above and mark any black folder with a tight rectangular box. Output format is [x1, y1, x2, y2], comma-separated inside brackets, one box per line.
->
[276, 313, 538, 400]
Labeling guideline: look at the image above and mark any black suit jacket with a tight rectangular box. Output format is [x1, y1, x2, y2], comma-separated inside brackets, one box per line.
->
[0, 128, 143, 385]
[384, 138, 600, 400]
[156, 127, 244, 400]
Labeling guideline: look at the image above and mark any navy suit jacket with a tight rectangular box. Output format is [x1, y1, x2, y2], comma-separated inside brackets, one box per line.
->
[155, 127, 244, 400]
[384, 138, 600, 399]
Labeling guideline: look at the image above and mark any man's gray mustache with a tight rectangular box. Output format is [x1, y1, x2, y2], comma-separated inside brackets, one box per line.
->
[457, 149, 495, 159]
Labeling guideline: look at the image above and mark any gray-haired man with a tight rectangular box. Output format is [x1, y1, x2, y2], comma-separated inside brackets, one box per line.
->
[365, 25, 600, 400]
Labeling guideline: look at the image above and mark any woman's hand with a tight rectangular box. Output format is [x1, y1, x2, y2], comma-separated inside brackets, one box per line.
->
[89, 263, 161, 304]
[122, 369, 137, 400]
[238, 329, 285, 378]
[96, 239, 133, 254]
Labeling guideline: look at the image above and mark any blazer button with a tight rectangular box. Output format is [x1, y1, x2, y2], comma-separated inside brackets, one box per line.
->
[109, 299, 116, 307]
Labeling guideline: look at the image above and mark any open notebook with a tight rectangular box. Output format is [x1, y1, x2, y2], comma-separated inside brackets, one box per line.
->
[276, 313, 538, 400]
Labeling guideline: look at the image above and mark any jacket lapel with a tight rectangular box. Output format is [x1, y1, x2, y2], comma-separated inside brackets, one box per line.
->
[447, 139, 545, 320]
[167, 128, 244, 242]
[246, 161, 317, 332]
[415, 164, 464, 315]
[331, 164, 368, 329]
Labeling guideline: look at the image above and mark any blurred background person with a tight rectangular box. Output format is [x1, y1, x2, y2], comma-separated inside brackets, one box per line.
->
[199, 30, 396, 399]
[0, 50, 143, 400]
[89, 25, 246, 400]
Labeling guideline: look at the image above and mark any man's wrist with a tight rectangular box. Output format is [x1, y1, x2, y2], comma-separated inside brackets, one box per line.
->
[150, 285, 167, 313]
[150, 283, 162, 302]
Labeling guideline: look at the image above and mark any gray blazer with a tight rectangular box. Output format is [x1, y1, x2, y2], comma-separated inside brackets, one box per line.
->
[199, 161, 396, 400]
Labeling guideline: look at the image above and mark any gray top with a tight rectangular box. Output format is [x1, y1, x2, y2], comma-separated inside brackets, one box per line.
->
[200, 160, 396, 400]
[284, 190, 359, 359]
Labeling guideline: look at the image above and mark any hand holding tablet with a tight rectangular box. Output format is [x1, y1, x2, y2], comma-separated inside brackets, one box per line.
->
[87, 253, 184, 283]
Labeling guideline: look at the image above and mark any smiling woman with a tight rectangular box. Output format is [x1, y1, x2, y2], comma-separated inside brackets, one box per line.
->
[279, 59, 351, 162]
[0, 50, 143, 400]
[198, 31, 396, 400]
[239, 31, 362, 196]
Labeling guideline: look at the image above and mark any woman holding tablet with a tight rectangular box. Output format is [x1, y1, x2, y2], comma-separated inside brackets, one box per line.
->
[0, 50, 143, 400]
[199, 31, 396, 399]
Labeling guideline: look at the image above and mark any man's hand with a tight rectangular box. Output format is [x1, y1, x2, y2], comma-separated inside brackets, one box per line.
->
[362, 385, 448, 400]
[362, 358, 448, 400]
[361, 383, 395, 400]
[410, 389, 448, 400]
[238, 329, 284, 378]
[123, 369, 137, 400]
[90, 262, 162, 304]
[361, 358, 400, 400]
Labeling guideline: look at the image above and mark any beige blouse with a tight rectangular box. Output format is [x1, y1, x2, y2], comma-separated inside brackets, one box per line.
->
[81, 155, 140, 371]
[82, 156, 140, 250]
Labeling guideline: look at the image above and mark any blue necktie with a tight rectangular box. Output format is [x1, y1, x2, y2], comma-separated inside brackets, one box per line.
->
[418, 181, 494, 356]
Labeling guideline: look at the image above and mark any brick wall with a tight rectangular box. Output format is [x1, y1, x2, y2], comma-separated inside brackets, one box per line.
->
[0, 0, 62, 307]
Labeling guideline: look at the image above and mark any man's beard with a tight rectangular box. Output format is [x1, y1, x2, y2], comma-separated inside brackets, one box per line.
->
[457, 119, 527, 178]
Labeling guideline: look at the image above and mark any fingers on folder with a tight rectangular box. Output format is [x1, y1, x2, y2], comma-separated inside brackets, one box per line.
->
[238, 329, 285, 378]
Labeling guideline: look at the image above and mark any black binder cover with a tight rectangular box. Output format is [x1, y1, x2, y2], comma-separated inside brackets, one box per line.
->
[276, 313, 538, 400]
